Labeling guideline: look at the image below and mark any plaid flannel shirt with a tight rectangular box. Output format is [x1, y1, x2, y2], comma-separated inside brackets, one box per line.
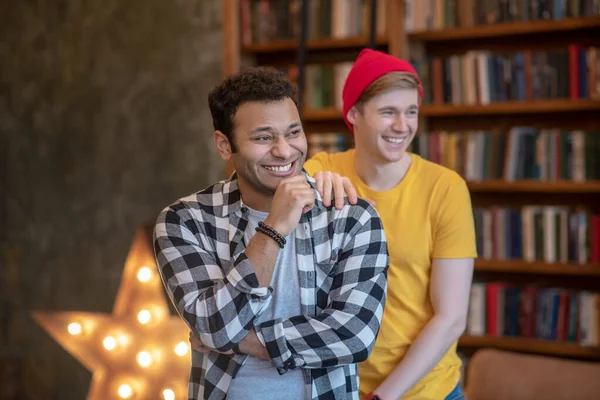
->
[153, 171, 389, 400]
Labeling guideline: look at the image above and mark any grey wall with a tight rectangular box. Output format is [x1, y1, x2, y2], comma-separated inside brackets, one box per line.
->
[0, 1, 224, 398]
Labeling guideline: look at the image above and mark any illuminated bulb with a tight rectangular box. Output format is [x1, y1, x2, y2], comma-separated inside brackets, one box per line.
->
[162, 388, 175, 400]
[137, 351, 152, 367]
[137, 266, 152, 282]
[137, 309, 151, 324]
[118, 384, 133, 399]
[117, 334, 129, 346]
[67, 322, 82, 335]
[103, 336, 117, 351]
[174, 341, 188, 356]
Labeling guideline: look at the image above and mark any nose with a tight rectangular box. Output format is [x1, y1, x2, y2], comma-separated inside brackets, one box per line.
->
[392, 114, 408, 132]
[271, 137, 293, 159]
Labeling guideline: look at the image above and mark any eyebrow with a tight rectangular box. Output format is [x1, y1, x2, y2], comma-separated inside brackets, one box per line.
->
[377, 105, 418, 111]
[250, 122, 302, 134]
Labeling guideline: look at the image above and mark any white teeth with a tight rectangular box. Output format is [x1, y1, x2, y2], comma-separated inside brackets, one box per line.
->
[384, 137, 406, 144]
[263, 163, 292, 172]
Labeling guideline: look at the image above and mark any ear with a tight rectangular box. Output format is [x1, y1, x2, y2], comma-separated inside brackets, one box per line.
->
[346, 106, 359, 126]
[213, 130, 232, 161]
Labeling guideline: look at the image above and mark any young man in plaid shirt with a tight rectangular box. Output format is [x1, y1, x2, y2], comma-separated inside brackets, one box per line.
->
[153, 67, 389, 400]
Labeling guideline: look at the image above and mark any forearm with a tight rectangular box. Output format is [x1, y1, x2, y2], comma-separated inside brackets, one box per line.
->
[258, 274, 388, 372]
[238, 329, 270, 360]
[182, 231, 280, 345]
[374, 315, 465, 399]
[157, 235, 276, 351]
[244, 228, 280, 287]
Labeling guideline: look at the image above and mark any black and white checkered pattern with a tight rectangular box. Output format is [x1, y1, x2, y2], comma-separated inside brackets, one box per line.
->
[153, 171, 389, 400]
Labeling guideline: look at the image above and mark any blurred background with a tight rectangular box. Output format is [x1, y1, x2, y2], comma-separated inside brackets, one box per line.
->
[1, 1, 224, 398]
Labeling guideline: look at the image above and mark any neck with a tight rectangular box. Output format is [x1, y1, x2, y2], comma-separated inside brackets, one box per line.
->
[353, 149, 412, 192]
[236, 180, 272, 212]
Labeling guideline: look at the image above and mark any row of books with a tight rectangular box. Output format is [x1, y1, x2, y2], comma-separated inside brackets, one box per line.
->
[278, 46, 599, 111]
[410, 128, 600, 182]
[473, 206, 600, 264]
[467, 282, 599, 346]
[278, 63, 354, 111]
[307, 133, 351, 158]
[240, 0, 387, 45]
[410, 46, 600, 105]
[405, 0, 600, 32]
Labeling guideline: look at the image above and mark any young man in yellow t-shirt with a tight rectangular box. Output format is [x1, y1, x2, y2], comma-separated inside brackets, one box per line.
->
[304, 49, 477, 400]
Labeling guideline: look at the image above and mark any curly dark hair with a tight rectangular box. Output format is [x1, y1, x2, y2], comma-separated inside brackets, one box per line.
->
[208, 66, 298, 152]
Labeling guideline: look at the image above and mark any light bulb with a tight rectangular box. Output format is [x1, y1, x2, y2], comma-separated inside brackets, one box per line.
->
[174, 341, 188, 356]
[137, 309, 151, 324]
[137, 351, 152, 367]
[118, 384, 133, 399]
[103, 336, 117, 351]
[67, 322, 82, 335]
[117, 334, 129, 346]
[162, 388, 175, 400]
[137, 266, 152, 282]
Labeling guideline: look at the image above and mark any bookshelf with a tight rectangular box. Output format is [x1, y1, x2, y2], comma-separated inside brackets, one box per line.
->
[458, 335, 600, 360]
[407, 15, 600, 42]
[222, 1, 600, 361]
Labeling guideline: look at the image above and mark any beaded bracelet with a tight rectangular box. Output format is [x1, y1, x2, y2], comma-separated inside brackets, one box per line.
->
[255, 221, 286, 248]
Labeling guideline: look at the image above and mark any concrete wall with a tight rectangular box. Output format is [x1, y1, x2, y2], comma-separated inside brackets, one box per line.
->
[0, 1, 224, 398]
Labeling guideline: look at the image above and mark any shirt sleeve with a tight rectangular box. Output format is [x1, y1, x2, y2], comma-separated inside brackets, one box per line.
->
[256, 201, 389, 373]
[432, 178, 478, 259]
[153, 204, 272, 352]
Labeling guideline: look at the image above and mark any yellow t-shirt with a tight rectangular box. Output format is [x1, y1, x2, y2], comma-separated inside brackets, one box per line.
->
[304, 149, 478, 399]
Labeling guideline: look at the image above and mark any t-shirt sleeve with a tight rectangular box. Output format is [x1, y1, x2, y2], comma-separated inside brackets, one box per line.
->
[432, 178, 478, 259]
[303, 151, 330, 176]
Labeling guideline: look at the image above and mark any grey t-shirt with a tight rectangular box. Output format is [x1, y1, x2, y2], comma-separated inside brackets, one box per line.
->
[226, 207, 305, 400]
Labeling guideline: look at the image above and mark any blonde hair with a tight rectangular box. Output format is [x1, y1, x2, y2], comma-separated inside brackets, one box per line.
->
[355, 71, 421, 108]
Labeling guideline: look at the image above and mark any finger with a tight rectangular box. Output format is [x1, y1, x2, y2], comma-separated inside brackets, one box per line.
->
[343, 178, 358, 205]
[190, 335, 201, 347]
[191, 341, 204, 351]
[333, 176, 345, 210]
[290, 188, 316, 212]
[367, 198, 376, 207]
[302, 194, 316, 214]
[191, 339, 210, 353]
[284, 174, 310, 185]
[322, 172, 333, 207]
[290, 188, 316, 203]
[314, 172, 324, 197]
[285, 181, 312, 191]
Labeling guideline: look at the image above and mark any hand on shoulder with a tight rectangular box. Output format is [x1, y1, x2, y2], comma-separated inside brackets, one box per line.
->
[313, 171, 375, 209]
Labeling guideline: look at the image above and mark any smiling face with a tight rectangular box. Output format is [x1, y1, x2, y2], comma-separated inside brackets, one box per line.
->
[348, 87, 419, 164]
[214, 97, 306, 206]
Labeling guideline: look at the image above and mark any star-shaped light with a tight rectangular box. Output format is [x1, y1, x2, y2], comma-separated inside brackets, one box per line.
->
[32, 226, 191, 400]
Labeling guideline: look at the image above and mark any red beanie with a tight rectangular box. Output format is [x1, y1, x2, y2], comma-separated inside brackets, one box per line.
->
[342, 48, 423, 132]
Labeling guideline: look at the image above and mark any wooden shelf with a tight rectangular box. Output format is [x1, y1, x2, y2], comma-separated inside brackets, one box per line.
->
[467, 180, 600, 193]
[458, 335, 600, 360]
[303, 108, 342, 121]
[476, 260, 600, 277]
[302, 100, 600, 122]
[408, 16, 600, 42]
[241, 36, 388, 54]
[420, 100, 600, 116]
